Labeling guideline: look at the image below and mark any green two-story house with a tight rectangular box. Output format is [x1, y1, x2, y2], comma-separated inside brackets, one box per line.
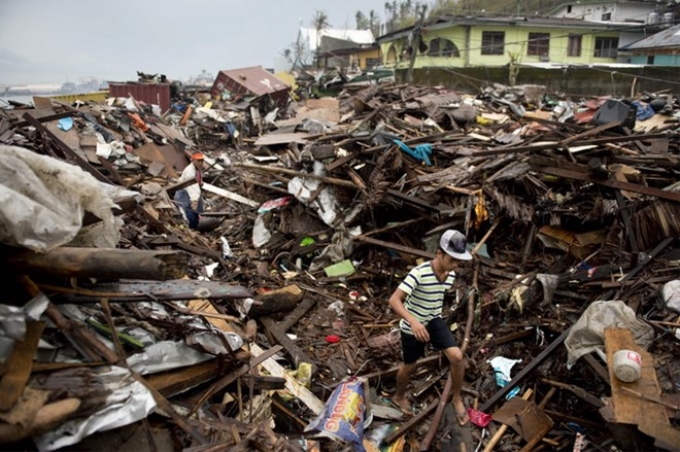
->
[377, 15, 647, 68]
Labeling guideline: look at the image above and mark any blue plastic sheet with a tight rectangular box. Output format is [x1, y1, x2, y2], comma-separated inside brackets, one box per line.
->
[57, 117, 73, 131]
[632, 101, 655, 121]
[394, 139, 433, 166]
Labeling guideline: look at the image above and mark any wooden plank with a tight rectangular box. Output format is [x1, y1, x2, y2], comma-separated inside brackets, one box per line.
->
[604, 327, 665, 425]
[202, 182, 259, 207]
[604, 327, 680, 449]
[0, 321, 45, 410]
[146, 360, 221, 398]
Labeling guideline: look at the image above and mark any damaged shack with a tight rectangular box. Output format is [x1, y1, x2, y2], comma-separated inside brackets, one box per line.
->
[0, 73, 680, 452]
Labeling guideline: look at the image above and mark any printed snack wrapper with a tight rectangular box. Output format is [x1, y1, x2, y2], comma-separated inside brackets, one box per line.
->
[305, 377, 373, 452]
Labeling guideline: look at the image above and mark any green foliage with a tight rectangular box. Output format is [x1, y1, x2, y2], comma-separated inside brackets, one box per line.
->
[355, 0, 567, 38]
[428, 0, 568, 18]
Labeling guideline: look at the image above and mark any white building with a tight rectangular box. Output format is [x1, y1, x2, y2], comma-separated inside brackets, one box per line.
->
[296, 27, 375, 66]
[548, 1, 656, 23]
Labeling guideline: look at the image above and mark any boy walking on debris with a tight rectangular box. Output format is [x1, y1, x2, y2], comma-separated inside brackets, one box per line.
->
[174, 152, 205, 229]
[389, 229, 472, 425]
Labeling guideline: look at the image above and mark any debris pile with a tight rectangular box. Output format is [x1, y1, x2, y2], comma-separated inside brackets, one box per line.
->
[1, 78, 680, 451]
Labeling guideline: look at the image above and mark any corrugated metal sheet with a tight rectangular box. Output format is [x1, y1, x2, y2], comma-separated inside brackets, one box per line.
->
[109, 82, 171, 111]
[621, 24, 680, 50]
[210, 66, 289, 107]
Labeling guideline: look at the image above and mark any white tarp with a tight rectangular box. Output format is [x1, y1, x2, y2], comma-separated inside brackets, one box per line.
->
[564, 300, 655, 367]
[0, 145, 128, 251]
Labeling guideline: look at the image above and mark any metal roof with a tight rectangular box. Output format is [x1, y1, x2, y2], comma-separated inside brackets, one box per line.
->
[212, 66, 288, 97]
[620, 24, 680, 50]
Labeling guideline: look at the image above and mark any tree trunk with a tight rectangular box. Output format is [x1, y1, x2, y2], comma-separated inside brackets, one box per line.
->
[4, 247, 188, 280]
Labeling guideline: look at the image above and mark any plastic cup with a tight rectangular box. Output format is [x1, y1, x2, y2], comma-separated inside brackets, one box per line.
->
[613, 349, 642, 383]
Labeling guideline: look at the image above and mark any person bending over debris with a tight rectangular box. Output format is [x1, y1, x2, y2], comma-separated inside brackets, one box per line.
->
[388, 229, 472, 425]
[174, 152, 205, 229]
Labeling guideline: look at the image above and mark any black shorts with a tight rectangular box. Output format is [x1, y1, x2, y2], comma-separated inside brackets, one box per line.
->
[401, 317, 458, 364]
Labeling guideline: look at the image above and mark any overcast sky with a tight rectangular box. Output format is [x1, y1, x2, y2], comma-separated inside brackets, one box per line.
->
[0, 0, 394, 86]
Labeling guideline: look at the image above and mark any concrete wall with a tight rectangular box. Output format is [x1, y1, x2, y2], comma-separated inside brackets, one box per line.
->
[400, 65, 679, 97]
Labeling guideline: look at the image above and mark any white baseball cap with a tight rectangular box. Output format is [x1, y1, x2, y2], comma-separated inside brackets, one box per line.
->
[439, 229, 472, 260]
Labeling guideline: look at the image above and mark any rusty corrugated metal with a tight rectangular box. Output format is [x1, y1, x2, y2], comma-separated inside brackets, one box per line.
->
[210, 66, 289, 107]
[109, 82, 171, 112]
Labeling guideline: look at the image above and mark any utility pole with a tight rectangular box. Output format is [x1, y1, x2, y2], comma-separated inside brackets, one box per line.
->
[407, 4, 427, 85]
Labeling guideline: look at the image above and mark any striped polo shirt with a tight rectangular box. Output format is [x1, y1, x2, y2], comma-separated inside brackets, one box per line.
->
[398, 262, 455, 335]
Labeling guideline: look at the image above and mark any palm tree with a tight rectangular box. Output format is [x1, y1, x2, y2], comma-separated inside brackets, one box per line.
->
[369, 10, 380, 37]
[356, 11, 368, 29]
[311, 10, 330, 68]
[384, 2, 393, 31]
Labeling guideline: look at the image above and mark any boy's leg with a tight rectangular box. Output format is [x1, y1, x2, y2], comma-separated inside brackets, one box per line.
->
[444, 346, 469, 425]
[393, 362, 416, 412]
[428, 318, 469, 425]
[393, 331, 424, 413]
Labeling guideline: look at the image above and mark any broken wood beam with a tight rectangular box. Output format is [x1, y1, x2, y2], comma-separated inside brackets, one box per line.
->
[260, 317, 317, 372]
[0, 321, 45, 411]
[480, 328, 570, 412]
[13, 110, 75, 129]
[419, 374, 453, 451]
[277, 294, 316, 332]
[356, 236, 435, 260]
[39, 279, 252, 303]
[6, 247, 187, 280]
[248, 285, 303, 318]
[559, 120, 622, 148]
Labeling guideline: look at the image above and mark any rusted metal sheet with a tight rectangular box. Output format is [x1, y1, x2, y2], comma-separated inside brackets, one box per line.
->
[210, 66, 289, 107]
[109, 82, 171, 111]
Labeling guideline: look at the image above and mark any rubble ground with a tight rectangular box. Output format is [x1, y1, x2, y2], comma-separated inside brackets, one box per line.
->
[1, 79, 679, 452]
